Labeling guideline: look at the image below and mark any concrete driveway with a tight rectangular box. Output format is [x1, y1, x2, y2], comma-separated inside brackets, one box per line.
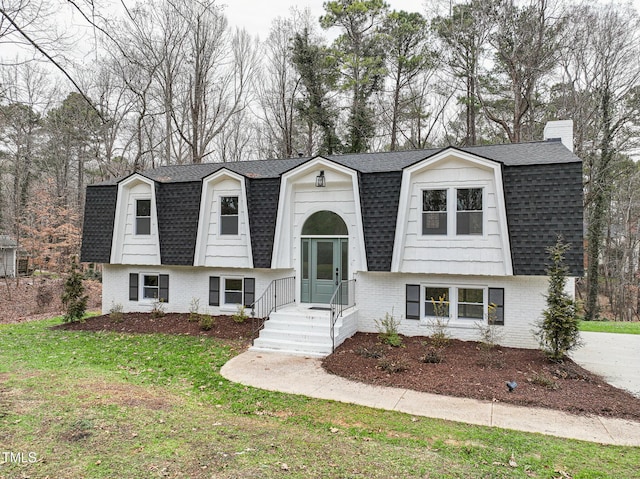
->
[571, 331, 640, 398]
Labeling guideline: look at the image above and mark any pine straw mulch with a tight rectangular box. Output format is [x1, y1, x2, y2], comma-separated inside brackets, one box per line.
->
[17, 311, 640, 422]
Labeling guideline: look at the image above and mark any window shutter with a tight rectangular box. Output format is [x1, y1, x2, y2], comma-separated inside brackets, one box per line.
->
[209, 276, 220, 306]
[129, 273, 139, 301]
[488, 288, 505, 325]
[159, 274, 169, 303]
[406, 284, 420, 319]
[244, 278, 255, 307]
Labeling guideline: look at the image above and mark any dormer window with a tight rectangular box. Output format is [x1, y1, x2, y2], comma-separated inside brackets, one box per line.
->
[220, 196, 239, 235]
[136, 199, 151, 235]
[421, 187, 484, 236]
[422, 190, 447, 235]
[456, 188, 483, 235]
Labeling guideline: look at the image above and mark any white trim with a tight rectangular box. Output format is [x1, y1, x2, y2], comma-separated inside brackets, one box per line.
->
[110, 174, 160, 264]
[271, 156, 368, 272]
[139, 271, 160, 302]
[391, 148, 513, 275]
[193, 169, 253, 268]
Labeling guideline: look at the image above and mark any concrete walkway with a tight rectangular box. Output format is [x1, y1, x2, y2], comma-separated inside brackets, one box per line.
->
[221, 350, 640, 447]
[571, 331, 640, 398]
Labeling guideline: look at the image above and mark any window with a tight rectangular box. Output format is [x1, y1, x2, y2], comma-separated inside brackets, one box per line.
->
[220, 196, 239, 235]
[224, 278, 243, 304]
[456, 188, 483, 235]
[424, 286, 450, 317]
[408, 284, 496, 324]
[136, 199, 151, 235]
[458, 288, 484, 319]
[210, 276, 255, 307]
[143, 274, 159, 299]
[422, 190, 447, 235]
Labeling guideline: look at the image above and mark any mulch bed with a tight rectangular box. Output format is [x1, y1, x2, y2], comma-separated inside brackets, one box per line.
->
[322, 333, 640, 422]
[55, 312, 257, 342]
[53, 313, 639, 422]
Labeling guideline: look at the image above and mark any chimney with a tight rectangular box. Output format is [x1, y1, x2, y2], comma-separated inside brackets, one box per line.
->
[544, 120, 574, 152]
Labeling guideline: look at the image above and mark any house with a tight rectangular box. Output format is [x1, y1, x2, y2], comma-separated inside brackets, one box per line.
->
[0, 235, 17, 277]
[80, 121, 583, 357]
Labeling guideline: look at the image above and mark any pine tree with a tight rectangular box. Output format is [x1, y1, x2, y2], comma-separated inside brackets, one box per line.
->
[535, 237, 582, 361]
[61, 259, 88, 323]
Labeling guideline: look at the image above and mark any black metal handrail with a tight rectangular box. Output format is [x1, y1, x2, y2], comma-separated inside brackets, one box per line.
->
[250, 276, 296, 341]
[330, 279, 356, 352]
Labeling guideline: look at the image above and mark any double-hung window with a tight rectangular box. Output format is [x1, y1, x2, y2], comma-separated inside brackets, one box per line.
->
[456, 188, 483, 235]
[457, 288, 484, 319]
[421, 187, 484, 236]
[224, 278, 243, 305]
[422, 190, 447, 235]
[143, 274, 159, 299]
[220, 196, 239, 235]
[136, 199, 151, 235]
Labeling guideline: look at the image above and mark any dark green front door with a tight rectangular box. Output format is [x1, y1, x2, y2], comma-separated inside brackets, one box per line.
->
[301, 238, 348, 304]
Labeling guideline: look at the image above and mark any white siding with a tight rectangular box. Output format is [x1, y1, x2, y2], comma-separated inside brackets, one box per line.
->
[272, 160, 367, 277]
[0, 248, 15, 277]
[102, 264, 291, 315]
[111, 178, 161, 265]
[354, 271, 551, 349]
[197, 176, 252, 268]
[397, 156, 510, 276]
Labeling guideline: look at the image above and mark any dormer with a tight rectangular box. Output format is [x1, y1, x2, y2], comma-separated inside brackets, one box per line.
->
[111, 174, 161, 265]
[271, 156, 367, 273]
[194, 169, 253, 268]
[391, 148, 513, 276]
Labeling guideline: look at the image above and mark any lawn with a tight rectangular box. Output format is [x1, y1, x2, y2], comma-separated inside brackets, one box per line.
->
[1, 318, 639, 478]
[579, 320, 640, 335]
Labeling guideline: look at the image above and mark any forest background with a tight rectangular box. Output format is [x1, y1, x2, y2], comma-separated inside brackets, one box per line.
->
[1, 0, 640, 322]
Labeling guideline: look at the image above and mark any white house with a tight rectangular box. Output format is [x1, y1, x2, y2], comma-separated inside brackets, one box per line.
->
[81, 125, 583, 357]
[0, 235, 17, 278]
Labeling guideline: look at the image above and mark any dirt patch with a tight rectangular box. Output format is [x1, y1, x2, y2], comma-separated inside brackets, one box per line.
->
[0, 276, 102, 323]
[54, 312, 256, 342]
[77, 381, 181, 411]
[322, 333, 640, 422]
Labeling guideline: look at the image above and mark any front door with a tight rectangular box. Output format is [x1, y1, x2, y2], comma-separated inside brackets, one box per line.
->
[301, 238, 348, 304]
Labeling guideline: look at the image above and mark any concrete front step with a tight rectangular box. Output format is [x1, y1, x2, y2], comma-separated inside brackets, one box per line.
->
[250, 306, 337, 357]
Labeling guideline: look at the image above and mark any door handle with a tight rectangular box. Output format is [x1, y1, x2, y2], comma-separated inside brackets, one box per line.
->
[335, 268, 339, 285]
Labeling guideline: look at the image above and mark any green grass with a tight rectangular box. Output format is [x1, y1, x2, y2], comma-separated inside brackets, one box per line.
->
[579, 320, 640, 335]
[1, 318, 639, 478]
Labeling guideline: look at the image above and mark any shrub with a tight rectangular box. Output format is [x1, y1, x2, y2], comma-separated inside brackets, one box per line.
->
[528, 372, 559, 390]
[199, 314, 215, 331]
[188, 297, 201, 322]
[421, 346, 443, 364]
[425, 296, 451, 349]
[355, 344, 385, 359]
[534, 237, 582, 362]
[378, 357, 409, 373]
[150, 299, 166, 318]
[375, 311, 402, 347]
[109, 302, 124, 322]
[232, 305, 248, 323]
[476, 303, 504, 350]
[61, 260, 88, 323]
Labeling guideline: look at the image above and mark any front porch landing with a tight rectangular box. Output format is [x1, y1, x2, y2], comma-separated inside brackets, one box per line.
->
[250, 304, 358, 357]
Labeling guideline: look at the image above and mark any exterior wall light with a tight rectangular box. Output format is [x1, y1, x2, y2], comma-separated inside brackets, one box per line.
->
[315, 170, 326, 187]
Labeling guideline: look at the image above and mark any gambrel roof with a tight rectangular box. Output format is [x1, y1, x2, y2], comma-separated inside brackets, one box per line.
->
[81, 140, 584, 276]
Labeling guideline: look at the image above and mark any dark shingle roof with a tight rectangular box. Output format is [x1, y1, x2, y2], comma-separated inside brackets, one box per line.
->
[156, 182, 202, 265]
[81, 140, 583, 275]
[504, 162, 584, 276]
[80, 185, 117, 263]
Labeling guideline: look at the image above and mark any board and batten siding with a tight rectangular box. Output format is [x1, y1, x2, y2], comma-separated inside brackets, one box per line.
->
[194, 171, 252, 269]
[111, 177, 161, 265]
[396, 155, 511, 276]
[271, 160, 368, 277]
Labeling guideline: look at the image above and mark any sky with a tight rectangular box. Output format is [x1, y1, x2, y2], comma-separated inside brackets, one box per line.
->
[222, 0, 432, 41]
